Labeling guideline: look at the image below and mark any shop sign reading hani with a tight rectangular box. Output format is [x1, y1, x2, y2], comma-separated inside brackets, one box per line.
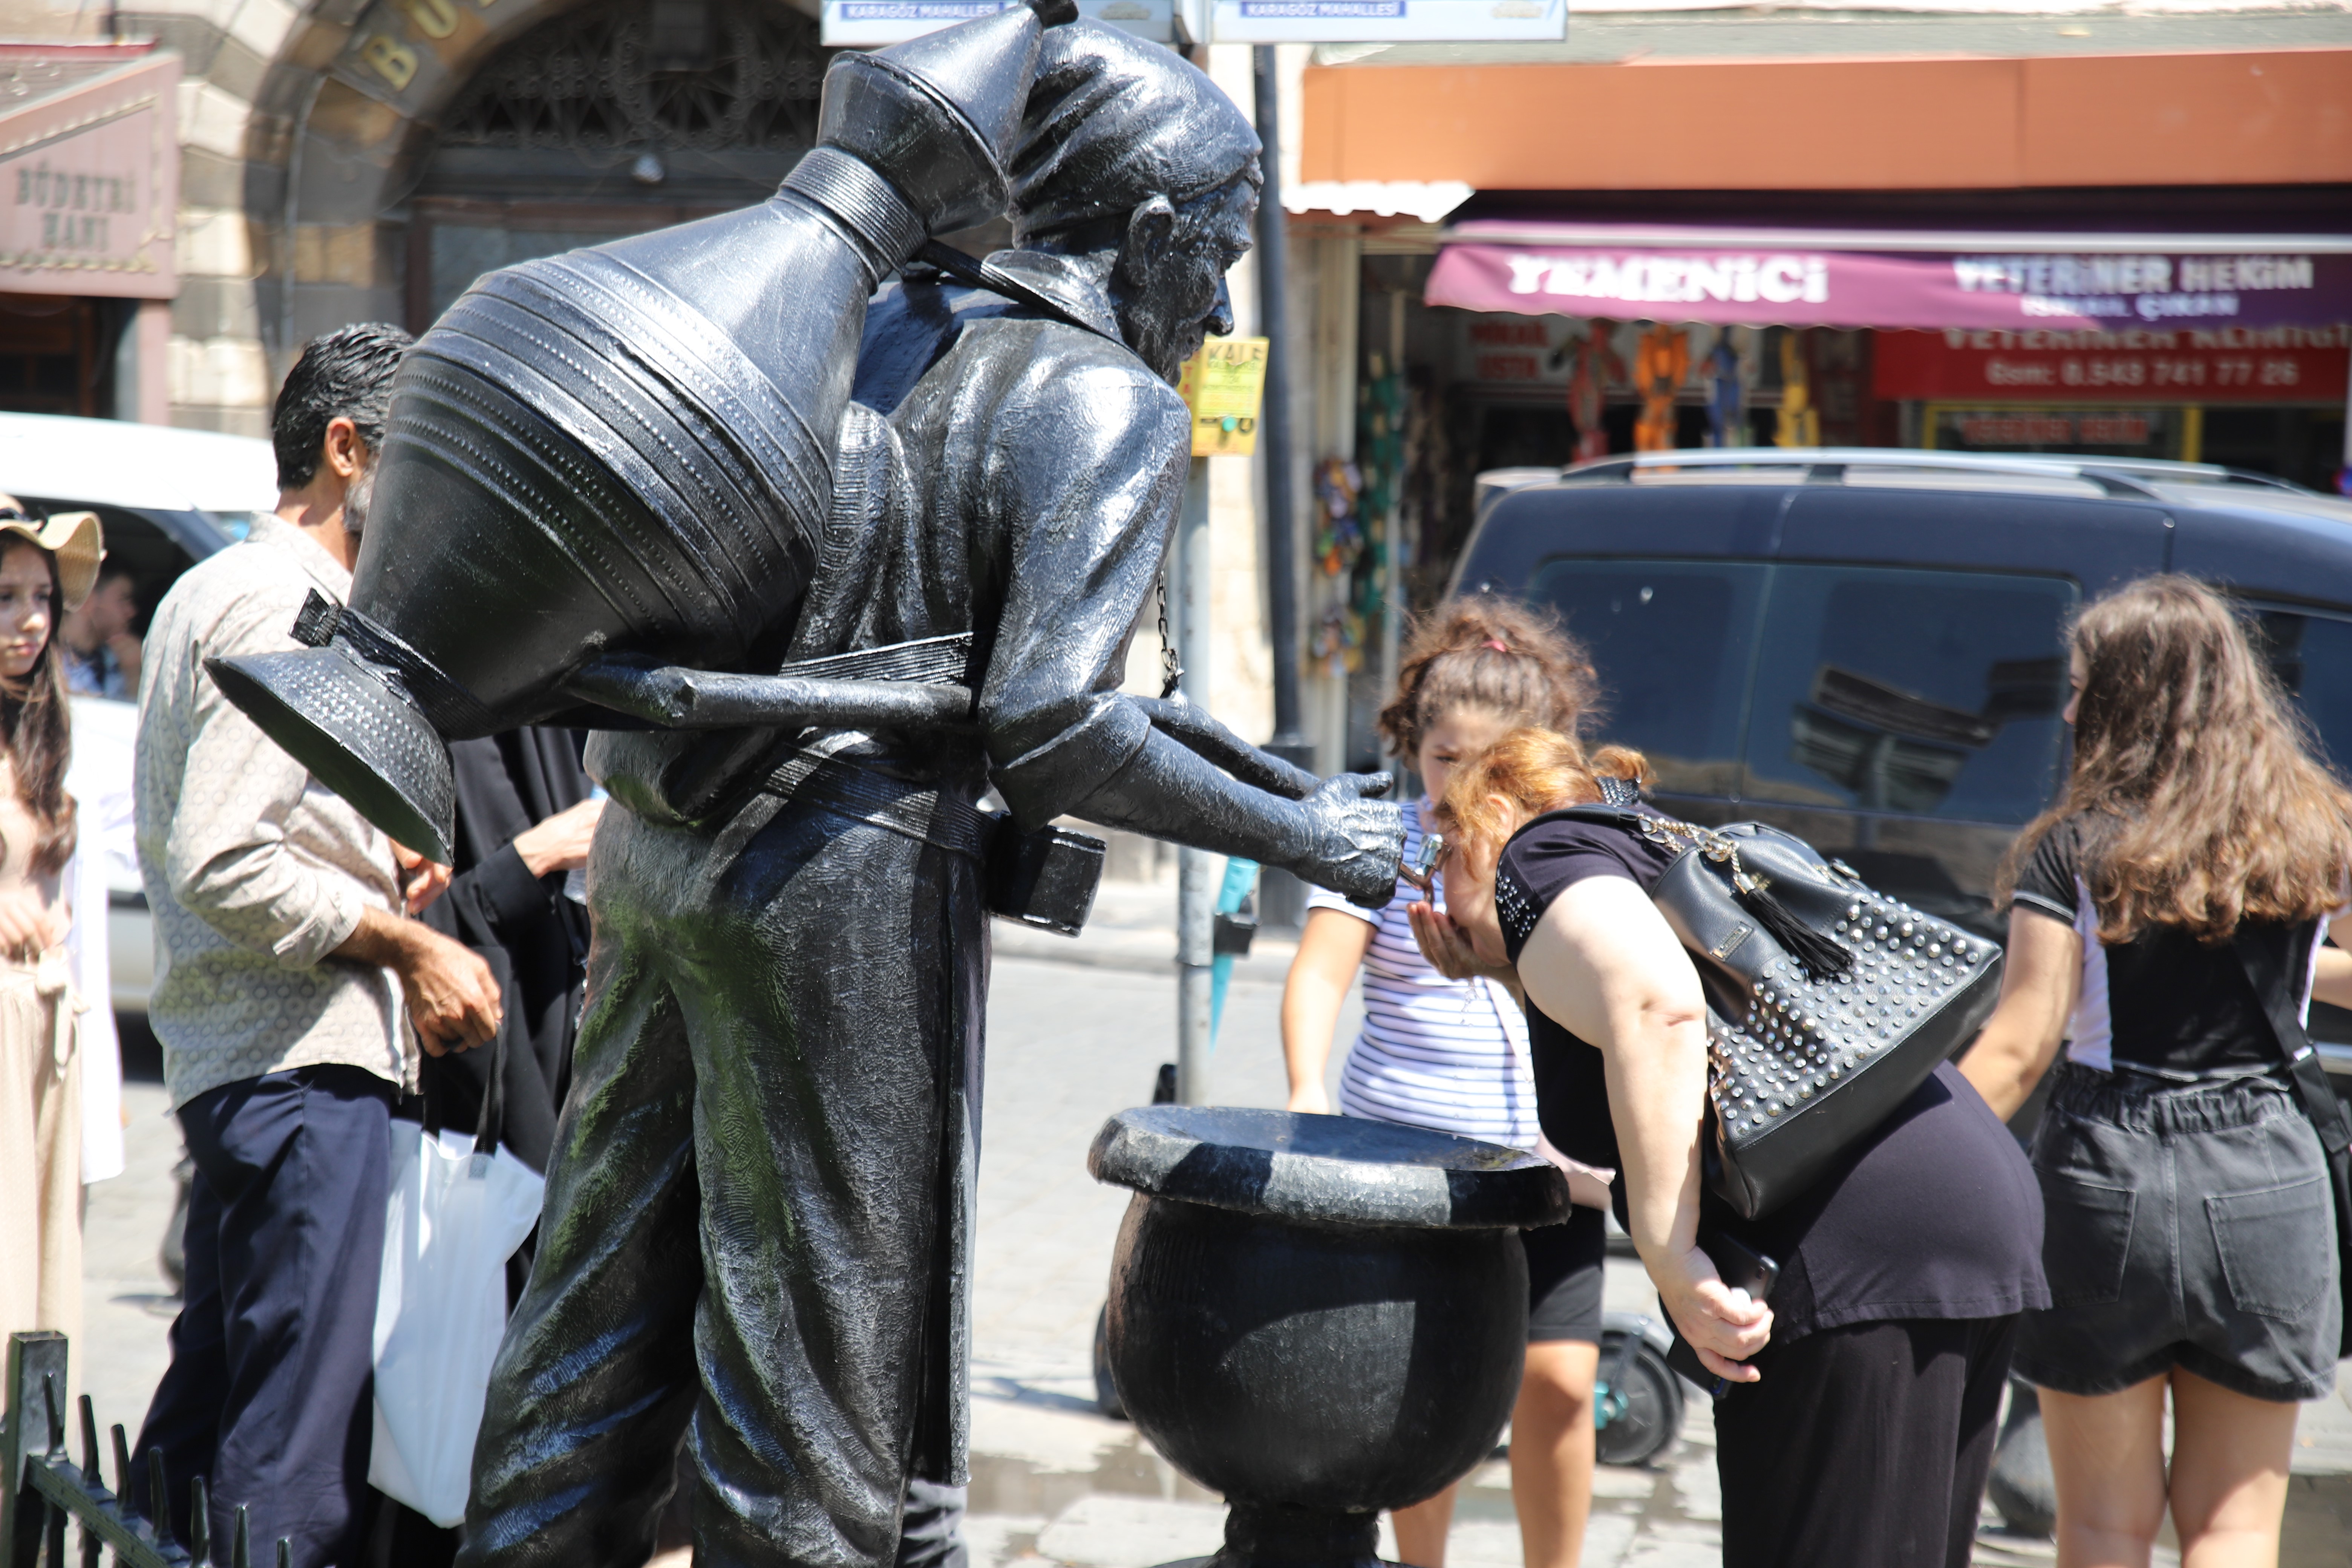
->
[1428, 234, 2352, 333]
[0, 52, 179, 298]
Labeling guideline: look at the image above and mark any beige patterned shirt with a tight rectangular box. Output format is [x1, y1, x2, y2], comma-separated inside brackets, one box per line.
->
[135, 516, 406, 1109]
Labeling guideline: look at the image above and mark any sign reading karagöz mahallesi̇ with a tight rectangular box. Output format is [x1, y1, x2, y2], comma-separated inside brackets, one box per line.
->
[821, 0, 1174, 46]
[1177, 337, 1268, 458]
[1209, 0, 1564, 42]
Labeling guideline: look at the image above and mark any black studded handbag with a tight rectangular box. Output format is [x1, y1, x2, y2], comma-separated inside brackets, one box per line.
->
[1531, 802, 2006, 1219]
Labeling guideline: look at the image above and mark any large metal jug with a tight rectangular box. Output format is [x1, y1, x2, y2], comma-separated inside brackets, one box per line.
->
[210, 3, 1068, 861]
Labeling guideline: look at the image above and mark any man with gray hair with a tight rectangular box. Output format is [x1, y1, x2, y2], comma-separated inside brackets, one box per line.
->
[461, 28, 1399, 1567]
[133, 325, 502, 1567]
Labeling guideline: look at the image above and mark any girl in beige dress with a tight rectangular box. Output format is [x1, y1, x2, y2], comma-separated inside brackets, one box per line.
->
[0, 498, 99, 1393]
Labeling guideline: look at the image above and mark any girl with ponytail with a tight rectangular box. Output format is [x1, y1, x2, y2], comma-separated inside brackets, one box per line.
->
[1280, 596, 1608, 1568]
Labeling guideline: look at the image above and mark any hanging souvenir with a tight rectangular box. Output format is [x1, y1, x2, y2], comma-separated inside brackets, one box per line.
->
[1777, 329, 1821, 448]
[1565, 319, 1622, 463]
[1633, 323, 1688, 453]
[1701, 331, 1746, 448]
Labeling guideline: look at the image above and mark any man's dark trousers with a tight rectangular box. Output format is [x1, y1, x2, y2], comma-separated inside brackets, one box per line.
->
[136, 1064, 395, 1567]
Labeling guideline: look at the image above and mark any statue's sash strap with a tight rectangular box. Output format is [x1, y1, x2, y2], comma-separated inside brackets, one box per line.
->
[759, 748, 989, 860]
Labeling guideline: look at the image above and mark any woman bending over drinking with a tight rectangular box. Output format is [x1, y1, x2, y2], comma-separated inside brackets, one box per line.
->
[1419, 727, 2047, 1568]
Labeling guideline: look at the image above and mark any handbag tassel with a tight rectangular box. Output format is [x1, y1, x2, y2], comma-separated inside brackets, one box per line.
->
[1735, 881, 1855, 982]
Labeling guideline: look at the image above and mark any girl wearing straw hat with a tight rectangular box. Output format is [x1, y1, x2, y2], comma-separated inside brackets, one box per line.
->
[0, 493, 100, 1386]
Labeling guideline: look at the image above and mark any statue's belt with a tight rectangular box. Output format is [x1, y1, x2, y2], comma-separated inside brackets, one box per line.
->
[753, 741, 1106, 939]
[758, 747, 990, 860]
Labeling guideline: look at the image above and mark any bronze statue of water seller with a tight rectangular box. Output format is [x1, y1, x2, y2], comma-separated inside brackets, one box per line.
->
[209, 11, 1404, 1564]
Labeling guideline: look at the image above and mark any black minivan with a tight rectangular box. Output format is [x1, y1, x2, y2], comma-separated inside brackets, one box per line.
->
[1453, 448, 2352, 1087]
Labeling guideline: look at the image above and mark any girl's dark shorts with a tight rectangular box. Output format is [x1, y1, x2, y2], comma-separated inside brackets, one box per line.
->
[2017, 1060, 2341, 1404]
[1524, 1204, 1607, 1344]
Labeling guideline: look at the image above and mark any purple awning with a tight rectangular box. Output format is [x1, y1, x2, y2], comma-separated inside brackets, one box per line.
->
[1425, 222, 2352, 333]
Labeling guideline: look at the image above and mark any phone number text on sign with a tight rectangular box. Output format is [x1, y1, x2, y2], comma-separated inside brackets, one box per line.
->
[1875, 328, 2348, 405]
[2030, 357, 2302, 390]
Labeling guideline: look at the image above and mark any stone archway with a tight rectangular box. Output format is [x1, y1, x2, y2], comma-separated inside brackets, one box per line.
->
[253, 0, 828, 367]
[408, 0, 830, 325]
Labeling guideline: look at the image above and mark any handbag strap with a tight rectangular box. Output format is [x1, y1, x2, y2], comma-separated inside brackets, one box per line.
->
[2231, 925, 2352, 1158]
[472, 1006, 511, 1160]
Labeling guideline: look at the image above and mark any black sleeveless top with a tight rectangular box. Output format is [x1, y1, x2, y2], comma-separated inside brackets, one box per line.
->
[1498, 808, 2049, 1341]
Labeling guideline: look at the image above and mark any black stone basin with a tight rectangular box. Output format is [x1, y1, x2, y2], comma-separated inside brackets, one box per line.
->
[1088, 1107, 1571, 1568]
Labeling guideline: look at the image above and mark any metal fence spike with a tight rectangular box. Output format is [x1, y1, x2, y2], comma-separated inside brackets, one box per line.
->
[76, 1395, 99, 1487]
[147, 1447, 173, 1548]
[231, 1504, 251, 1568]
[275, 1536, 291, 1568]
[190, 1476, 211, 1564]
[40, 1372, 63, 1454]
[110, 1425, 133, 1516]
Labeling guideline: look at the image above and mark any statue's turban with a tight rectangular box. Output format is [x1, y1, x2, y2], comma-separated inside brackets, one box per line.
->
[1010, 21, 1262, 242]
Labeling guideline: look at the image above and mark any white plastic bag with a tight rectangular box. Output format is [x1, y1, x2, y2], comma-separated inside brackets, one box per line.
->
[369, 1120, 545, 1527]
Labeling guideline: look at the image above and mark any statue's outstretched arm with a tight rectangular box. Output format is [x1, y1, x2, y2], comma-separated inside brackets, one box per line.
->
[1066, 726, 1403, 908]
[971, 363, 1403, 906]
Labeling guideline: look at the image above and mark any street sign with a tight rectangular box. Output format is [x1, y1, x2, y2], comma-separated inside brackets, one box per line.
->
[1178, 337, 1269, 456]
[1206, 0, 1564, 43]
[821, 0, 1174, 46]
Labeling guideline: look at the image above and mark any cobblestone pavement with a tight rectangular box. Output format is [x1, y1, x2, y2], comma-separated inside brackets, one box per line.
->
[77, 880, 2352, 1566]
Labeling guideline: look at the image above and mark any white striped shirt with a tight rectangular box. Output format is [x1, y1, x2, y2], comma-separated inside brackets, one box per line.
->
[1308, 808, 1540, 1150]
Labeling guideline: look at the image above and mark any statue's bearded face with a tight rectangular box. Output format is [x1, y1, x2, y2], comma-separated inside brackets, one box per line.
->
[1112, 175, 1260, 384]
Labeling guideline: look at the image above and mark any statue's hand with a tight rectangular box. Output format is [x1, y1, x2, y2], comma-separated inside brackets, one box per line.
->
[1291, 773, 1406, 909]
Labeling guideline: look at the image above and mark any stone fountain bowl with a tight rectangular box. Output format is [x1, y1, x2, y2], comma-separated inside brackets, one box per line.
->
[1089, 1107, 1570, 1560]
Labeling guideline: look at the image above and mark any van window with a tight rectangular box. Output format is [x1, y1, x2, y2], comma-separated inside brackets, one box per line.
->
[2252, 609, 2352, 774]
[1527, 559, 1766, 799]
[1741, 566, 2075, 824]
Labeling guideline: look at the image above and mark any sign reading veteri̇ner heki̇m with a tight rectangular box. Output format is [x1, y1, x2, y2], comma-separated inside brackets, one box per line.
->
[1426, 243, 2352, 334]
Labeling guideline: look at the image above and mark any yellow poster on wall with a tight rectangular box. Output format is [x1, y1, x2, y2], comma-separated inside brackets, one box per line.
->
[1177, 337, 1269, 457]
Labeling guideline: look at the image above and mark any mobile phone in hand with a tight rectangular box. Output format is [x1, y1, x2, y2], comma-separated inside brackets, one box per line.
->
[1663, 1230, 1779, 1400]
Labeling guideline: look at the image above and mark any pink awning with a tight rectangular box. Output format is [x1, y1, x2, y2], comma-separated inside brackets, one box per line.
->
[1425, 222, 2352, 334]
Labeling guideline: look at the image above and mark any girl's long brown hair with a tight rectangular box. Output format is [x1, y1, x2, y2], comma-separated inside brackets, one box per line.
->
[1998, 575, 2352, 945]
[1435, 726, 1653, 850]
[1377, 596, 1599, 758]
[0, 542, 75, 877]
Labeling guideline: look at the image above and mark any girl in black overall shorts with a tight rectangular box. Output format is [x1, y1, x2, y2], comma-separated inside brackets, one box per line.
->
[1963, 576, 2352, 1568]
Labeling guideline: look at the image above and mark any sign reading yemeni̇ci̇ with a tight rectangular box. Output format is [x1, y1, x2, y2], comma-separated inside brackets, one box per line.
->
[1428, 239, 2352, 334]
[1178, 337, 1268, 458]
